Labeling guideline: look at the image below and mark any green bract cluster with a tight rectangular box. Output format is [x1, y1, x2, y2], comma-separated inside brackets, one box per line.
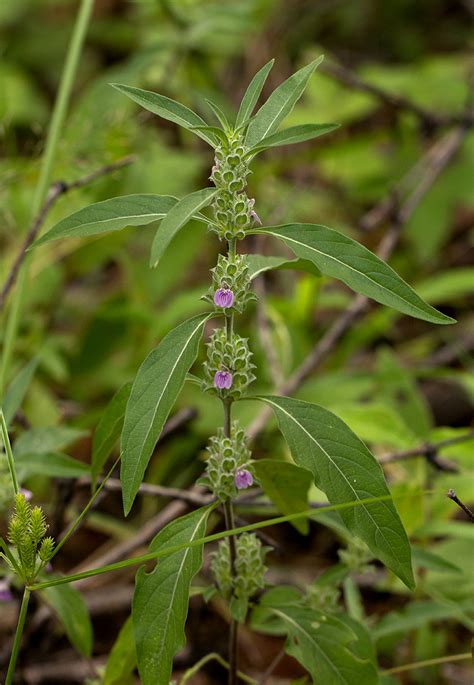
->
[202, 328, 255, 399]
[204, 253, 255, 314]
[209, 132, 257, 241]
[7, 493, 54, 584]
[204, 421, 253, 501]
[211, 533, 269, 602]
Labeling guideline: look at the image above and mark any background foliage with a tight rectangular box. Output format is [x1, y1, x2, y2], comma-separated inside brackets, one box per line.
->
[0, 0, 473, 683]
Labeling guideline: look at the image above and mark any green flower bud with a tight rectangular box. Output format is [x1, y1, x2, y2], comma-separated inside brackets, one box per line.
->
[202, 329, 255, 400]
[211, 533, 270, 602]
[205, 421, 253, 501]
[203, 253, 256, 314]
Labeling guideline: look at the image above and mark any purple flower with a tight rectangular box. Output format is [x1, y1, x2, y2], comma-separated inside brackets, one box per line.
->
[235, 469, 253, 490]
[20, 488, 32, 501]
[0, 580, 13, 603]
[214, 370, 233, 390]
[214, 288, 234, 308]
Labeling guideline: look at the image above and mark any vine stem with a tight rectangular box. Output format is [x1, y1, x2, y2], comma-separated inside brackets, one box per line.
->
[0, 0, 94, 396]
[0, 408, 19, 494]
[5, 587, 31, 685]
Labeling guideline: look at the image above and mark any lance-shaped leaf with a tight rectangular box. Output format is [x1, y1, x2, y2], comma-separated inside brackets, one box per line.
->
[256, 223, 454, 324]
[111, 83, 216, 146]
[42, 584, 93, 657]
[91, 382, 132, 487]
[3, 358, 38, 426]
[245, 56, 324, 148]
[254, 459, 312, 534]
[33, 195, 180, 248]
[121, 313, 210, 515]
[258, 593, 378, 685]
[249, 123, 340, 154]
[257, 396, 415, 589]
[133, 506, 212, 685]
[235, 58, 275, 129]
[246, 253, 320, 280]
[150, 188, 218, 268]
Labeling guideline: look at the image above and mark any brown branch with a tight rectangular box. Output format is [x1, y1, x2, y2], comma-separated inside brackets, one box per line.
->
[446, 489, 474, 522]
[379, 431, 474, 470]
[0, 156, 135, 312]
[247, 122, 471, 442]
[321, 60, 472, 131]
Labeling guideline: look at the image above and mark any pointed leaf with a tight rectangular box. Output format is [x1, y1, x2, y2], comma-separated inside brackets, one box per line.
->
[258, 395, 415, 589]
[249, 123, 340, 154]
[33, 195, 180, 248]
[246, 253, 320, 280]
[42, 584, 93, 657]
[235, 58, 275, 128]
[150, 188, 218, 267]
[253, 459, 312, 534]
[264, 600, 379, 684]
[245, 56, 324, 147]
[104, 616, 136, 685]
[189, 125, 227, 146]
[133, 506, 212, 685]
[15, 426, 87, 457]
[91, 382, 132, 487]
[3, 358, 38, 426]
[205, 99, 230, 130]
[15, 452, 89, 479]
[120, 314, 210, 515]
[257, 223, 454, 324]
[111, 84, 215, 145]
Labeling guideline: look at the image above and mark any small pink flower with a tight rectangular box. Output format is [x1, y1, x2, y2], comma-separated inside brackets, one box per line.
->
[235, 469, 253, 490]
[250, 210, 262, 226]
[214, 288, 234, 308]
[214, 370, 233, 390]
[20, 488, 32, 501]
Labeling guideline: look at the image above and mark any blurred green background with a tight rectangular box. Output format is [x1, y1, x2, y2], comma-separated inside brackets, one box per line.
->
[0, 0, 473, 682]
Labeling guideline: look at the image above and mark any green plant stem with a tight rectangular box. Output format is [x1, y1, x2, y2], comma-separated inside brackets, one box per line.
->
[28, 489, 435, 592]
[180, 652, 258, 685]
[5, 587, 31, 685]
[0, 408, 19, 494]
[381, 652, 472, 675]
[51, 455, 120, 560]
[222, 397, 238, 685]
[0, 0, 94, 396]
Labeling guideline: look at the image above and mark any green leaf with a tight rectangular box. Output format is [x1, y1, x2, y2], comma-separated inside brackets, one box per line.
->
[33, 195, 179, 248]
[2, 358, 38, 426]
[257, 396, 415, 589]
[104, 615, 136, 685]
[189, 125, 227, 146]
[14, 426, 87, 457]
[253, 459, 312, 534]
[111, 83, 216, 145]
[411, 546, 461, 574]
[373, 600, 469, 641]
[235, 58, 275, 129]
[246, 254, 320, 280]
[120, 313, 210, 515]
[42, 584, 93, 657]
[15, 452, 89, 479]
[264, 600, 379, 684]
[245, 56, 324, 147]
[249, 123, 340, 154]
[205, 99, 230, 130]
[133, 506, 212, 685]
[150, 188, 217, 268]
[91, 382, 132, 487]
[256, 224, 454, 324]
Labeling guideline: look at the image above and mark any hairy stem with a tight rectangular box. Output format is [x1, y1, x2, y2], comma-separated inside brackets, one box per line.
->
[6, 587, 31, 685]
[222, 398, 238, 685]
[0, 0, 94, 396]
